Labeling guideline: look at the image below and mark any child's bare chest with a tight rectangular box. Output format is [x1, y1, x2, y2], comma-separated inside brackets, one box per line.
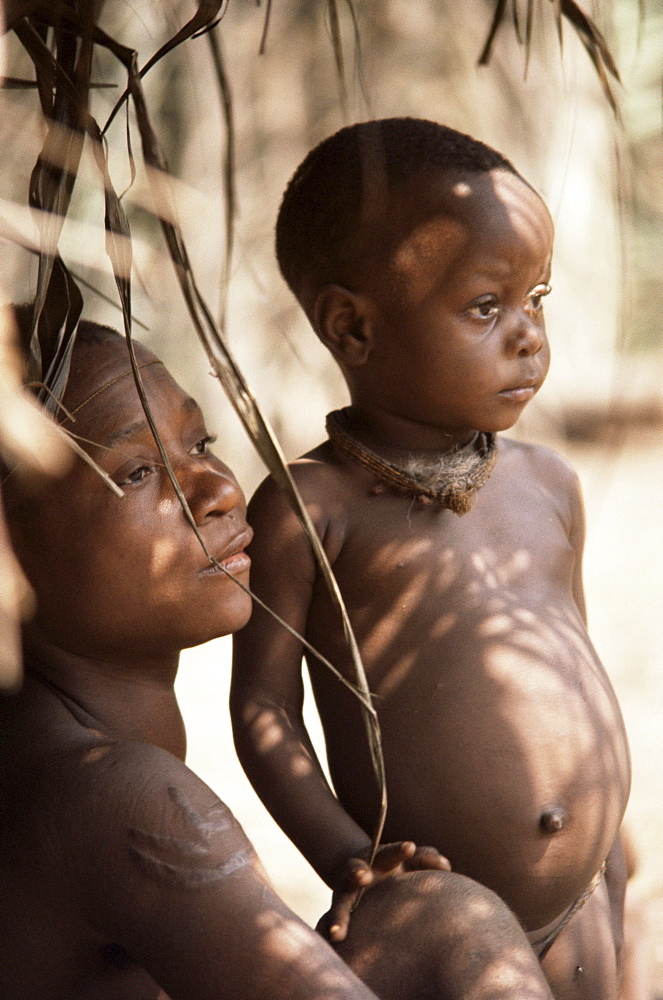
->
[321, 467, 575, 636]
[305, 463, 630, 929]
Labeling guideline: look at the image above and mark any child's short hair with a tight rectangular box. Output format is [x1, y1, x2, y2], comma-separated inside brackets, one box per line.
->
[276, 117, 518, 309]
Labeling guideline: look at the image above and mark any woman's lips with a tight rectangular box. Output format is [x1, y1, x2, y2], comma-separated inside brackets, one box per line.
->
[198, 527, 253, 577]
[198, 550, 251, 577]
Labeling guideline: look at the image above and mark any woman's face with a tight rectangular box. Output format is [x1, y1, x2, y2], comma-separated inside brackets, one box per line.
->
[11, 339, 253, 660]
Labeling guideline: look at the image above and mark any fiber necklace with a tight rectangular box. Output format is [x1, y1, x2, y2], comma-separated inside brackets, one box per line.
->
[326, 408, 497, 515]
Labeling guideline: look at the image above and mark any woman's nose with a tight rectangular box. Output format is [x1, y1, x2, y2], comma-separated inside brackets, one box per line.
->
[180, 460, 245, 525]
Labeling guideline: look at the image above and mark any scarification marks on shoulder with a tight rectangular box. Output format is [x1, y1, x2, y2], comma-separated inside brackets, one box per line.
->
[126, 786, 251, 888]
[167, 785, 232, 837]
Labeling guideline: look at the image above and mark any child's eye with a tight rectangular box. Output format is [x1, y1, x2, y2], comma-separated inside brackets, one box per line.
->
[190, 434, 217, 457]
[526, 283, 552, 313]
[466, 297, 499, 321]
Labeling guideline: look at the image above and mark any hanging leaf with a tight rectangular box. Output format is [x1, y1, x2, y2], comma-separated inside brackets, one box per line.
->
[87, 21, 388, 857]
[258, 0, 273, 55]
[550, 0, 563, 47]
[327, 0, 348, 116]
[559, 0, 621, 117]
[479, 0, 621, 117]
[525, 0, 534, 76]
[478, 0, 509, 65]
[102, 0, 226, 135]
[13, 15, 87, 398]
[206, 25, 235, 329]
[511, 0, 523, 46]
[0, 77, 115, 88]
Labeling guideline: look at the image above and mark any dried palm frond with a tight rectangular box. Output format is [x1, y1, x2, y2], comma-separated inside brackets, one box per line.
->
[479, 0, 621, 116]
[3, 0, 387, 854]
[258, 0, 273, 55]
[327, 0, 348, 116]
[205, 26, 235, 330]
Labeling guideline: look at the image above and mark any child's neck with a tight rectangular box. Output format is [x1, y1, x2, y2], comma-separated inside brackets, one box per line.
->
[23, 630, 187, 760]
[343, 403, 479, 455]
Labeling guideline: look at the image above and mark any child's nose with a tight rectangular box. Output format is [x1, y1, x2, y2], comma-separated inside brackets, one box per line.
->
[180, 461, 245, 525]
[508, 311, 545, 357]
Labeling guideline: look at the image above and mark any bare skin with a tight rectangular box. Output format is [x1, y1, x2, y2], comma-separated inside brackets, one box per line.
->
[231, 167, 632, 999]
[0, 334, 555, 1000]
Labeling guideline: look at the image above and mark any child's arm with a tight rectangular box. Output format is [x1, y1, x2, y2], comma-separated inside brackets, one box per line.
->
[231, 469, 447, 939]
[534, 443, 589, 623]
[567, 466, 588, 624]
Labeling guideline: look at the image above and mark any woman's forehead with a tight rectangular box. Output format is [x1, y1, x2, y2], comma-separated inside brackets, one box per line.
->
[63, 339, 156, 410]
[62, 342, 195, 444]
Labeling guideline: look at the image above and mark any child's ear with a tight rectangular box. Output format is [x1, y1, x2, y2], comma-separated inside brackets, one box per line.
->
[313, 285, 372, 367]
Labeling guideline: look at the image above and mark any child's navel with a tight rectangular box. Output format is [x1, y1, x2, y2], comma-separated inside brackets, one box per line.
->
[539, 807, 567, 833]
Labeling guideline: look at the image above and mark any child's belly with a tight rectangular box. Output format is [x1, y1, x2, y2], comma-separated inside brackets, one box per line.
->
[312, 596, 631, 932]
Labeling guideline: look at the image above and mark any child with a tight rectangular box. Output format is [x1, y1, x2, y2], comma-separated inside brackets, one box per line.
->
[0, 320, 556, 1000]
[231, 118, 632, 1000]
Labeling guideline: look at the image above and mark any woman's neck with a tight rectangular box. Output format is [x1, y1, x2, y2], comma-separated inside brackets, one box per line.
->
[23, 630, 187, 760]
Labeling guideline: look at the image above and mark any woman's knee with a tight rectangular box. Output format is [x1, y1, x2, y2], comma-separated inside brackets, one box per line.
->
[336, 871, 553, 1000]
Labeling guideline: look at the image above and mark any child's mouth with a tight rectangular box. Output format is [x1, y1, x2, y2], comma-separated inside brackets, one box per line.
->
[498, 385, 537, 403]
[499, 377, 540, 403]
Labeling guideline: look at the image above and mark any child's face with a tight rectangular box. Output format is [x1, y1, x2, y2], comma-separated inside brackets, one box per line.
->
[355, 168, 553, 440]
[12, 339, 253, 660]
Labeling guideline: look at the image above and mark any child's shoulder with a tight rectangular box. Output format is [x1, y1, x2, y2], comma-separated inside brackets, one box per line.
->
[499, 436, 580, 488]
[247, 440, 358, 568]
[498, 436, 584, 525]
[249, 440, 351, 528]
[254, 440, 344, 498]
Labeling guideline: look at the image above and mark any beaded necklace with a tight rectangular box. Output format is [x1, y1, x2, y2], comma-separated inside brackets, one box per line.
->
[326, 407, 497, 515]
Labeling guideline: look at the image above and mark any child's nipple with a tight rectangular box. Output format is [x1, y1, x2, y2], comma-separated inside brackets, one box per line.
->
[539, 807, 567, 833]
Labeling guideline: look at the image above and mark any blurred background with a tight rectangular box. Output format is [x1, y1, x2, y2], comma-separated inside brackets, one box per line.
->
[1, 0, 661, 992]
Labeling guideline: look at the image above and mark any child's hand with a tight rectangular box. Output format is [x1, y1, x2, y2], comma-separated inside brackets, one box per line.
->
[317, 841, 451, 943]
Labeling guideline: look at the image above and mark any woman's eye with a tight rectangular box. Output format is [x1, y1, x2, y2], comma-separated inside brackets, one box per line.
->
[467, 299, 499, 320]
[191, 434, 217, 456]
[119, 465, 153, 486]
[526, 283, 552, 313]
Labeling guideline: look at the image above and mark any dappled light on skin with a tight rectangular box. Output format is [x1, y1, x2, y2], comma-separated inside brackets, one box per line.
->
[470, 548, 532, 589]
[249, 707, 314, 777]
[334, 871, 555, 1000]
[291, 753, 315, 778]
[149, 532, 179, 579]
[252, 708, 287, 754]
[362, 569, 429, 664]
[360, 539, 458, 666]
[82, 744, 114, 764]
[304, 476, 630, 931]
[429, 610, 457, 639]
[377, 649, 417, 699]
[391, 216, 467, 301]
[253, 909, 370, 998]
[479, 613, 515, 637]
[451, 180, 472, 198]
[255, 907, 318, 952]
